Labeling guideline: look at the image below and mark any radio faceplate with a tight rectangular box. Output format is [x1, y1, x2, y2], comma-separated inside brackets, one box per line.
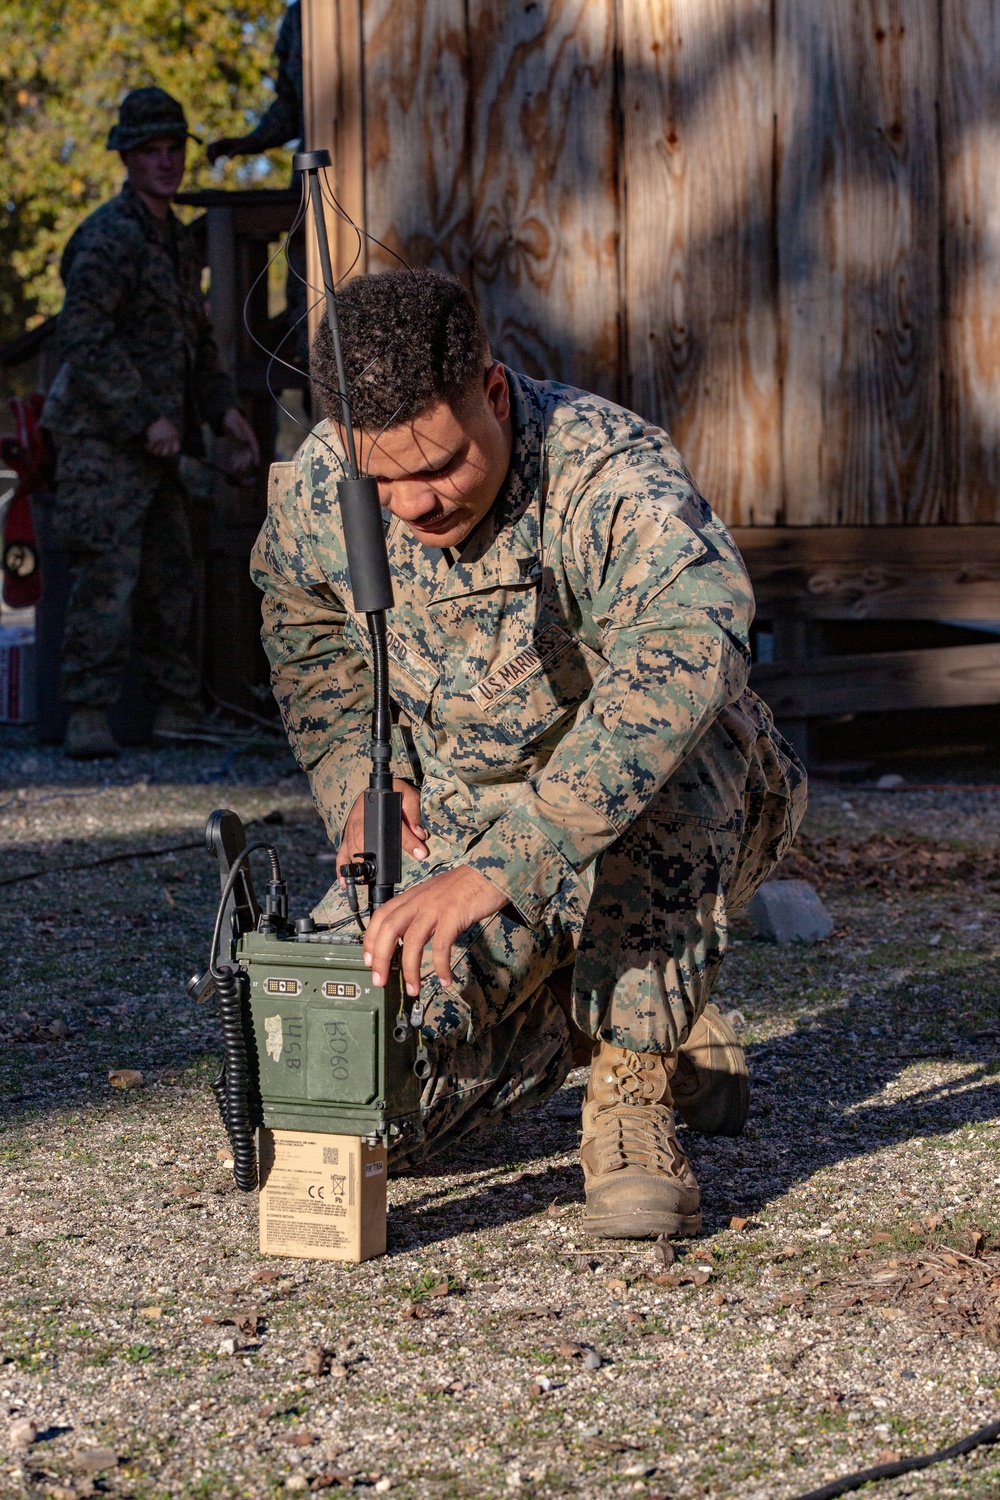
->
[239, 929, 422, 1143]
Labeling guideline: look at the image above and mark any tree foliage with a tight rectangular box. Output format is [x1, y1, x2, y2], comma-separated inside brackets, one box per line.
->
[0, 0, 289, 343]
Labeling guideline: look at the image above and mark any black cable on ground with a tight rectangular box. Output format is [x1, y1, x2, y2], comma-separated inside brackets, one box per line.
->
[0, 839, 204, 888]
[788, 1416, 1000, 1500]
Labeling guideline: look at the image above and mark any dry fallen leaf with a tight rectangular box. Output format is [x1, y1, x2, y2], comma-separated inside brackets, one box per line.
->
[652, 1234, 675, 1268]
[108, 1069, 143, 1090]
[871, 1232, 893, 1245]
[557, 1340, 583, 1358]
[252, 1270, 281, 1284]
[546, 1199, 572, 1218]
[730, 1216, 749, 1232]
[290, 1430, 315, 1447]
[234, 1306, 262, 1337]
[875, 1449, 901, 1465]
[607, 1278, 628, 1293]
[305, 1346, 329, 1377]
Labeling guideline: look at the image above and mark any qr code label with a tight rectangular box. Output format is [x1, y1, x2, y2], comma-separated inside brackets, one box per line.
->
[322, 1147, 340, 1165]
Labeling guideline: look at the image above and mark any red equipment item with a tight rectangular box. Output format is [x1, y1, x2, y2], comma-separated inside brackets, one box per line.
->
[1, 393, 53, 609]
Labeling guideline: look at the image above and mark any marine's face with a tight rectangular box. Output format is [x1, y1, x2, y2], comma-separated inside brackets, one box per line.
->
[122, 137, 187, 201]
[343, 362, 513, 550]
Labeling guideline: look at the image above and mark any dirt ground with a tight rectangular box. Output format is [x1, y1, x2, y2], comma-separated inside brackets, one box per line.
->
[3, 734, 1000, 1500]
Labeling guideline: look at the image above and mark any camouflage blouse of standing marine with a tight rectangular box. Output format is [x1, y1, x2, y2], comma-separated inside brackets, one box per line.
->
[42, 181, 236, 453]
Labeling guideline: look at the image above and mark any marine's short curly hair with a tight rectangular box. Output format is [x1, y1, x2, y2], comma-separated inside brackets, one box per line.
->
[311, 268, 491, 432]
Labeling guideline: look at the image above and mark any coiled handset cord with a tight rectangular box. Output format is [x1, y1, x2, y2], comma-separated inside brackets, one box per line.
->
[208, 843, 281, 1192]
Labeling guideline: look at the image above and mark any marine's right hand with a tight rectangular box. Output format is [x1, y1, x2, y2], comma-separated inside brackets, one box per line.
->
[336, 778, 428, 887]
[206, 136, 249, 165]
[145, 416, 181, 458]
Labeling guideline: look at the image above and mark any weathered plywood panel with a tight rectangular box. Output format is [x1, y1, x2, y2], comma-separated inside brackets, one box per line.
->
[362, 0, 470, 276]
[753, 640, 1000, 718]
[776, 0, 944, 525]
[734, 525, 1000, 620]
[941, 1, 1000, 523]
[465, 0, 620, 396]
[620, 0, 780, 526]
[302, 0, 365, 304]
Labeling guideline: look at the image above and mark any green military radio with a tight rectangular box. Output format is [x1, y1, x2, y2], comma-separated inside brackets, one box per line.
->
[187, 148, 426, 1198]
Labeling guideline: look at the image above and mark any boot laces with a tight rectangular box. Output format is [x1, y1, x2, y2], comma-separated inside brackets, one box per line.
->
[592, 1102, 686, 1176]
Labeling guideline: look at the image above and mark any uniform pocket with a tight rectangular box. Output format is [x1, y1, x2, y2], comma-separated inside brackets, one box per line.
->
[478, 628, 606, 749]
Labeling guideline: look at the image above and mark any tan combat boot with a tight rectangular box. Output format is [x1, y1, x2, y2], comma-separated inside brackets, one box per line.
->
[63, 708, 119, 760]
[672, 1003, 749, 1136]
[581, 1041, 702, 1239]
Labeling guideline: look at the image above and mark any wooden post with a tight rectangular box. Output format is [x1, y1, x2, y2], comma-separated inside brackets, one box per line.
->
[206, 206, 236, 377]
[301, 0, 366, 355]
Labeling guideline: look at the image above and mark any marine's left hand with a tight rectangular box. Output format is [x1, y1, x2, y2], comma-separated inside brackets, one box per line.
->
[363, 866, 508, 998]
[222, 407, 261, 475]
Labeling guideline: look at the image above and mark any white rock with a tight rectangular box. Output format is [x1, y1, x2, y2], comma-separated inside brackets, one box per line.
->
[746, 879, 833, 944]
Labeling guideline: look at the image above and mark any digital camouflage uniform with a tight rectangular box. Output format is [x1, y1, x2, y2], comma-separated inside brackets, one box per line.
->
[253, 372, 806, 1163]
[42, 182, 237, 708]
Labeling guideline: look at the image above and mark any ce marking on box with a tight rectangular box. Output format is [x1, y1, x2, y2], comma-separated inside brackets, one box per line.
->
[307, 1182, 327, 1199]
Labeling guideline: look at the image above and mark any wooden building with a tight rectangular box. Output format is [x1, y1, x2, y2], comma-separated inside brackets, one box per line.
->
[300, 0, 1000, 760]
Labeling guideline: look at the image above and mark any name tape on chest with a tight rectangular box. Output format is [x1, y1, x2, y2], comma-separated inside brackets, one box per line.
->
[471, 633, 567, 711]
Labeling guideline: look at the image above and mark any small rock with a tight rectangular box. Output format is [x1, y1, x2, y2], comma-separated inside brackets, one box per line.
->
[584, 1350, 602, 1370]
[108, 1069, 144, 1090]
[746, 879, 833, 945]
[722, 1008, 746, 1028]
[217, 1337, 238, 1357]
[47, 1018, 69, 1039]
[328, 1361, 348, 1379]
[374, 1481, 393, 1494]
[558, 1340, 583, 1358]
[623, 1463, 654, 1478]
[45, 1485, 78, 1500]
[139, 1305, 162, 1320]
[8, 1416, 37, 1452]
[876, 773, 904, 789]
[72, 1447, 118, 1474]
[290, 1431, 315, 1447]
[285, 1476, 308, 1492]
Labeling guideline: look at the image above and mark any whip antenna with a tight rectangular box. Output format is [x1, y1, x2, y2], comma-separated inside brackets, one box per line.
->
[293, 148, 402, 911]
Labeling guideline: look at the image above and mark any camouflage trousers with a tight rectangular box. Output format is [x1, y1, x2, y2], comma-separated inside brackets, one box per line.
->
[53, 436, 201, 709]
[317, 692, 806, 1167]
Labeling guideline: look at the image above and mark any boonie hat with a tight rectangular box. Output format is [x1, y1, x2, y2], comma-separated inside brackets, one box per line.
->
[106, 87, 200, 151]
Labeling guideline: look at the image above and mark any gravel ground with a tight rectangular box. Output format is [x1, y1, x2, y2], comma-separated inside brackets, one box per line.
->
[3, 738, 1000, 1500]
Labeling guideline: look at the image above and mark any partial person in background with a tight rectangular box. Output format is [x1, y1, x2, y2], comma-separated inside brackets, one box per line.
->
[43, 88, 259, 760]
[207, 1, 309, 375]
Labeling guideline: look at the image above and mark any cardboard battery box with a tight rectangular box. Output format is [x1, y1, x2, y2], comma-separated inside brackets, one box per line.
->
[258, 1129, 387, 1263]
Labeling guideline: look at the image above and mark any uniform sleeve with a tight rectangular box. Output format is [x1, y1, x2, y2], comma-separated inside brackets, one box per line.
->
[57, 228, 160, 440]
[251, 453, 374, 844]
[463, 469, 754, 924]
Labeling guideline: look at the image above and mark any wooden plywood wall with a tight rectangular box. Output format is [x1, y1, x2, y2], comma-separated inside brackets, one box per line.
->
[302, 0, 1000, 527]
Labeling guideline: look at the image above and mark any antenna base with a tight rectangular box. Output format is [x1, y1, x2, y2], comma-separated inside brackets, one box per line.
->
[293, 149, 332, 172]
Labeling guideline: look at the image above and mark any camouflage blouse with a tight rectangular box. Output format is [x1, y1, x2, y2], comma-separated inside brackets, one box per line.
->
[252, 370, 755, 924]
